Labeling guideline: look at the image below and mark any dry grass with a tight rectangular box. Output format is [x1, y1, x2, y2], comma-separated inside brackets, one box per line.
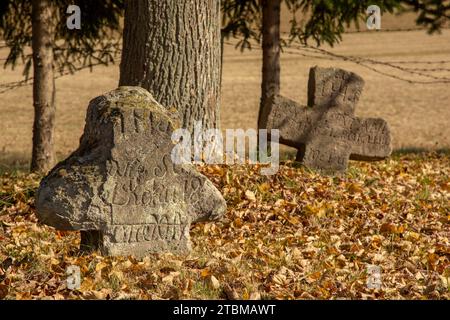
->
[1, 15, 450, 170]
[221, 29, 450, 154]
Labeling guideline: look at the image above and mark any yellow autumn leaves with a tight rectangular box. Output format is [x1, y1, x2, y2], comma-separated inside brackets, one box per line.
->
[0, 152, 449, 299]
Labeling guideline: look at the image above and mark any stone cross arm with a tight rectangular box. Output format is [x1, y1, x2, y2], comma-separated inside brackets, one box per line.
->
[263, 95, 391, 157]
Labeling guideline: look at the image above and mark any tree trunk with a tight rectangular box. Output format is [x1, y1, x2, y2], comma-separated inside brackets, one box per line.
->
[119, 0, 222, 133]
[258, 0, 281, 130]
[220, 30, 225, 91]
[31, 0, 56, 173]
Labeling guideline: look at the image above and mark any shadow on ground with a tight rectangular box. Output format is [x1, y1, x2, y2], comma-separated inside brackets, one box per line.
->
[280, 147, 450, 163]
[0, 151, 68, 174]
[0, 147, 448, 175]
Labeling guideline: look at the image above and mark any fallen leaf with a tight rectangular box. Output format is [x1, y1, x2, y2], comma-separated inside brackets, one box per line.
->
[95, 261, 108, 272]
[223, 284, 239, 300]
[245, 190, 256, 202]
[200, 268, 210, 278]
[249, 291, 261, 300]
[210, 275, 220, 289]
[0, 284, 8, 299]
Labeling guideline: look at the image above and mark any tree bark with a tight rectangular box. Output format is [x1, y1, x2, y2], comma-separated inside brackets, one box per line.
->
[119, 0, 222, 133]
[31, 0, 56, 173]
[258, 0, 281, 130]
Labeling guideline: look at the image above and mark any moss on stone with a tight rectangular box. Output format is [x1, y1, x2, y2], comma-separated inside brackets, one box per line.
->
[101, 87, 181, 130]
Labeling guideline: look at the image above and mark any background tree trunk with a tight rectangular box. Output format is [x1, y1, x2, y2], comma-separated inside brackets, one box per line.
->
[119, 0, 221, 133]
[258, 0, 281, 130]
[31, 0, 56, 173]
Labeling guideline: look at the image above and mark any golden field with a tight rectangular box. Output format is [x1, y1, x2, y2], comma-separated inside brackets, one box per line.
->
[1, 14, 449, 169]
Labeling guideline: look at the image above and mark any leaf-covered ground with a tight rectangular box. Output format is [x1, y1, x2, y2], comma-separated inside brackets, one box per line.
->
[0, 153, 449, 300]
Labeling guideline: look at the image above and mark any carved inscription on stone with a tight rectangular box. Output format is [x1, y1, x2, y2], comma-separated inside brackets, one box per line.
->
[36, 87, 226, 257]
[260, 66, 392, 173]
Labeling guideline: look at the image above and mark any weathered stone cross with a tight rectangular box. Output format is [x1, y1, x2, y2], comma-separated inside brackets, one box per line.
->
[36, 87, 226, 257]
[260, 66, 392, 173]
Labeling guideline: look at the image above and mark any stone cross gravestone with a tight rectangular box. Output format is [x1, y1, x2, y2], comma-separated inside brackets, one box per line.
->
[260, 66, 392, 173]
[36, 87, 226, 257]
